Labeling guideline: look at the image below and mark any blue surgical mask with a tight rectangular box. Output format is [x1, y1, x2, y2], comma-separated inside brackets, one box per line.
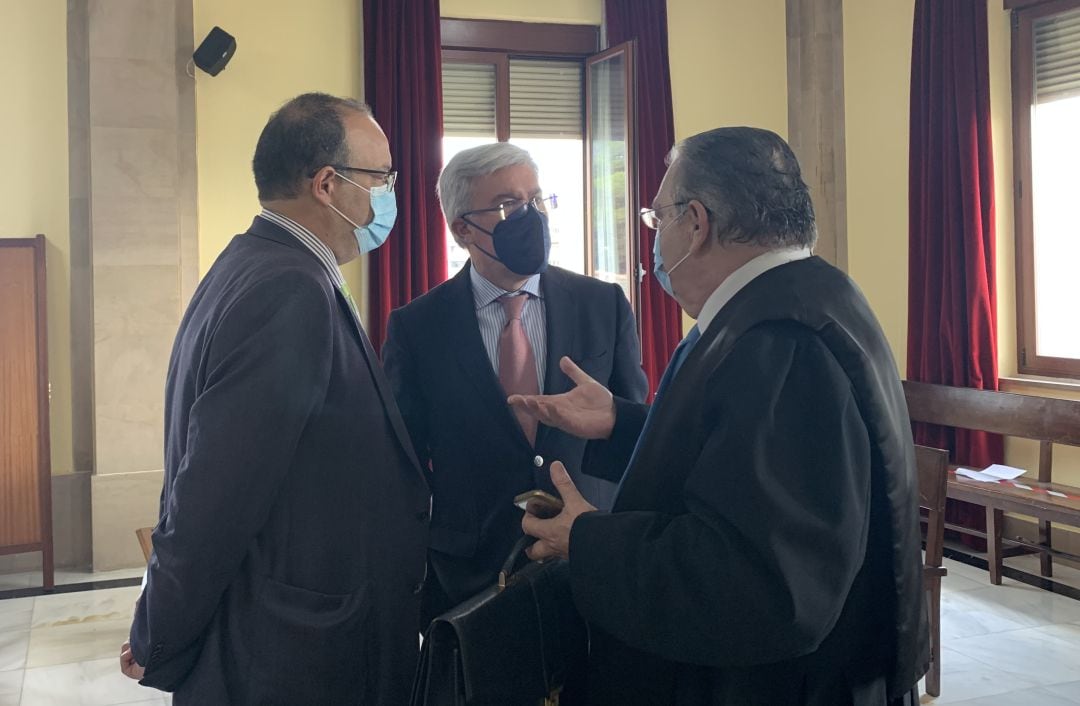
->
[652, 210, 690, 298]
[328, 172, 398, 255]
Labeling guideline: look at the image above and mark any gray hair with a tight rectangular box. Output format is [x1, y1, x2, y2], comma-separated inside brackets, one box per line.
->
[667, 127, 817, 249]
[437, 142, 539, 223]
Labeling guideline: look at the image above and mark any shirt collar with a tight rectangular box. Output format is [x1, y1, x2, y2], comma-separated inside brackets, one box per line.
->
[695, 246, 813, 333]
[257, 208, 344, 287]
[469, 264, 542, 310]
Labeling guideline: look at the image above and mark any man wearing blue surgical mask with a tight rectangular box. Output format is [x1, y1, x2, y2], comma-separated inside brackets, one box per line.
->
[511, 128, 927, 706]
[123, 93, 430, 705]
[382, 143, 648, 627]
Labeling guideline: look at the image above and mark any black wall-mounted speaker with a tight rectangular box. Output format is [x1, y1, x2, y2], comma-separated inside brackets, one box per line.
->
[192, 26, 236, 77]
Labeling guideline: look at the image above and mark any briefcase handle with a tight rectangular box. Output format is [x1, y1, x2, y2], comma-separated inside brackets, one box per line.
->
[497, 535, 537, 590]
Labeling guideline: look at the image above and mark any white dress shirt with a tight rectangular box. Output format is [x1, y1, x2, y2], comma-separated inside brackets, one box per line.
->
[470, 266, 547, 391]
[695, 246, 813, 333]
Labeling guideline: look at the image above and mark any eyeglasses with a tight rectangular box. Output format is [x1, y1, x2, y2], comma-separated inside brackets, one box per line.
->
[461, 194, 558, 222]
[330, 165, 398, 191]
[639, 202, 688, 230]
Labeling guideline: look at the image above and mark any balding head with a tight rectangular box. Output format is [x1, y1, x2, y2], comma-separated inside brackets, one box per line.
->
[253, 93, 372, 201]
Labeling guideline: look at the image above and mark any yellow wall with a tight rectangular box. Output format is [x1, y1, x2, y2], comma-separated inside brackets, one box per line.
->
[441, 0, 600, 24]
[843, 4, 1080, 491]
[989, 6, 1017, 380]
[192, 0, 603, 312]
[669, 0, 789, 334]
[190, 0, 791, 341]
[844, 2, 1015, 381]
[988, 2, 1080, 489]
[441, 0, 790, 150]
[0, 1, 1058, 484]
[193, 0, 366, 302]
[0, 2, 73, 474]
[989, 7, 1080, 490]
[843, 0, 915, 373]
[668, 0, 788, 142]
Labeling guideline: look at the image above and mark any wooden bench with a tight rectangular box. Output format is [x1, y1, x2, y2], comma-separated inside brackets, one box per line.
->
[903, 380, 1080, 586]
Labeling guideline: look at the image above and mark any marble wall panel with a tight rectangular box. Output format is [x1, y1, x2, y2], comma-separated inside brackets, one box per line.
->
[90, 470, 163, 570]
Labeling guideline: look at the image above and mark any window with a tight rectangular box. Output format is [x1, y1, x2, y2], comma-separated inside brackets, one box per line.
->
[439, 19, 639, 312]
[586, 45, 636, 306]
[442, 55, 585, 276]
[1013, 0, 1080, 377]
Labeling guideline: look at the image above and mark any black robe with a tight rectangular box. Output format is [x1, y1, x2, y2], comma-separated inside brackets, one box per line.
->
[573, 256, 928, 705]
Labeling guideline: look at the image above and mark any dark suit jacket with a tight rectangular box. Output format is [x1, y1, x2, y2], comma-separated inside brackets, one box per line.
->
[130, 217, 431, 706]
[383, 264, 647, 620]
[571, 257, 928, 706]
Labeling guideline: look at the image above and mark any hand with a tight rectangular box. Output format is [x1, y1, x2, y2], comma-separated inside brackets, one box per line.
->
[522, 461, 597, 561]
[508, 357, 616, 440]
[120, 641, 145, 680]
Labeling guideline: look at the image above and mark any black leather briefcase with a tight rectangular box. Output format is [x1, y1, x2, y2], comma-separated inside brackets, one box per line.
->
[410, 538, 588, 706]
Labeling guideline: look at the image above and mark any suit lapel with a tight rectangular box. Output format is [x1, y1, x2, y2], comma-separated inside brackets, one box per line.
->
[448, 265, 534, 450]
[247, 215, 426, 482]
[334, 289, 427, 482]
[535, 270, 578, 448]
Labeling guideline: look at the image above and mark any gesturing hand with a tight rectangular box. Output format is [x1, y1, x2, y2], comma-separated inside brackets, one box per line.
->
[508, 357, 616, 440]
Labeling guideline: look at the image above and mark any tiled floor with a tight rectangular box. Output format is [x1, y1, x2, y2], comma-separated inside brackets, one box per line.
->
[922, 557, 1080, 705]
[1, 559, 1079, 705]
[0, 584, 167, 705]
[0, 569, 145, 595]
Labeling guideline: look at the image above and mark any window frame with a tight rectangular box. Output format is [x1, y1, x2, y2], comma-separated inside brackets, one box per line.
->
[583, 42, 639, 316]
[1011, 0, 1080, 377]
[440, 18, 600, 140]
[441, 18, 599, 57]
[442, 49, 509, 141]
[440, 18, 599, 274]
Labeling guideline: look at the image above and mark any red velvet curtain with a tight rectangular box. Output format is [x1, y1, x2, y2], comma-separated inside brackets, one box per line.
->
[605, 0, 683, 399]
[908, 0, 1003, 546]
[363, 0, 448, 352]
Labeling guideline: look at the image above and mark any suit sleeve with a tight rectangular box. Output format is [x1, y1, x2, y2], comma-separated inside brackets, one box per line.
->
[130, 272, 334, 687]
[581, 397, 648, 483]
[580, 285, 651, 483]
[569, 325, 873, 667]
[382, 310, 432, 470]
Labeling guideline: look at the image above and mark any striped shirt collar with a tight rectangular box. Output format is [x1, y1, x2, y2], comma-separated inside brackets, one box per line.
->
[257, 208, 345, 288]
[469, 264, 542, 310]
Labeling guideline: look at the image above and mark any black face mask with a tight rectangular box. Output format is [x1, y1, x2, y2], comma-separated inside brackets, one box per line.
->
[465, 203, 551, 276]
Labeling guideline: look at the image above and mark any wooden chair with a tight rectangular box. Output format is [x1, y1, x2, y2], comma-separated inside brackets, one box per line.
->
[135, 526, 154, 563]
[915, 443, 949, 698]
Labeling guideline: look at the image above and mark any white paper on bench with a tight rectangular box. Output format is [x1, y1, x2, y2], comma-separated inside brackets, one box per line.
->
[982, 464, 1027, 480]
[956, 468, 1001, 482]
[956, 464, 1027, 483]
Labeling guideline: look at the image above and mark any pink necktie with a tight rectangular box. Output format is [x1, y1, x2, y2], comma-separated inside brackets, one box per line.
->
[498, 294, 539, 445]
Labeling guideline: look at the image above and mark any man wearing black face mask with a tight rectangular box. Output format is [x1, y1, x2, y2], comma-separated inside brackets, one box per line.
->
[383, 142, 648, 625]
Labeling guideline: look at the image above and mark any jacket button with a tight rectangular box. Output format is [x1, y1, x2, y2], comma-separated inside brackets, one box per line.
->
[416, 509, 429, 522]
[413, 582, 424, 595]
[533, 455, 544, 467]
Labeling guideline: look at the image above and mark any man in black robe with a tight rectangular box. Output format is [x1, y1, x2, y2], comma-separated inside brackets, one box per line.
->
[510, 127, 928, 705]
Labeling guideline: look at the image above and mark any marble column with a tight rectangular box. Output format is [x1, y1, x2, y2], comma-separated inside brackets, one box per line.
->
[786, 0, 848, 270]
[73, 0, 198, 570]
